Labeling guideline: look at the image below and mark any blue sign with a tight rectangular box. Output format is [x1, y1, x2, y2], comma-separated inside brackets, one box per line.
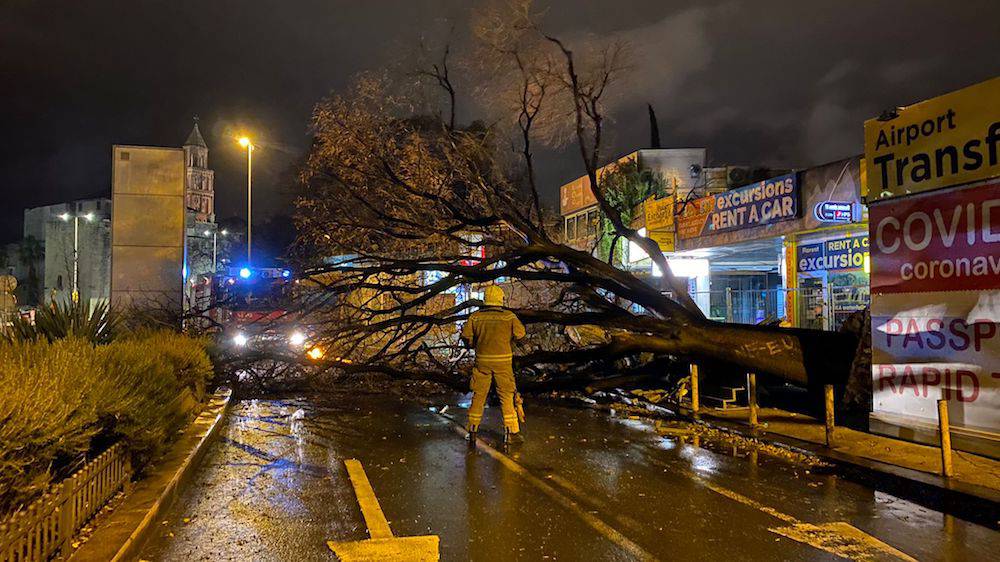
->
[797, 234, 869, 273]
[707, 173, 798, 234]
[814, 200, 855, 223]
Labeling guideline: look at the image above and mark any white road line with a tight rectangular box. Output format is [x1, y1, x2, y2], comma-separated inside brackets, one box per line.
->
[438, 413, 657, 561]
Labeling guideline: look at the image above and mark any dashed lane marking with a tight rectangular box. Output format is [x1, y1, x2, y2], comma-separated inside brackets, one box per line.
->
[327, 459, 439, 561]
[645, 457, 918, 561]
[438, 413, 657, 561]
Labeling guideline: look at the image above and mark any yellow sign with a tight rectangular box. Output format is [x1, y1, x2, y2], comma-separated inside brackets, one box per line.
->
[864, 76, 1000, 201]
[644, 196, 675, 231]
[648, 229, 675, 252]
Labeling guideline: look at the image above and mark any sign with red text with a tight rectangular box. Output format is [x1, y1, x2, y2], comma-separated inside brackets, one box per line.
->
[870, 180, 1000, 449]
[871, 291, 1000, 434]
[870, 181, 1000, 293]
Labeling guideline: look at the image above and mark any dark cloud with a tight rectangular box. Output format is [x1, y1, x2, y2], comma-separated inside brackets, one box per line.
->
[2, 0, 998, 241]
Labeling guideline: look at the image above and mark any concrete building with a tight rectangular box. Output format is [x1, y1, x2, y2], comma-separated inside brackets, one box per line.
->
[18, 198, 113, 307]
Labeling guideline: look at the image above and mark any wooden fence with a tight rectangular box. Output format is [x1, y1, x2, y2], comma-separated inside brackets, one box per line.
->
[0, 443, 132, 561]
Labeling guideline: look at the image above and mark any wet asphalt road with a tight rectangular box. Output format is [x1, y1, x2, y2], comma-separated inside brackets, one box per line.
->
[140, 394, 998, 561]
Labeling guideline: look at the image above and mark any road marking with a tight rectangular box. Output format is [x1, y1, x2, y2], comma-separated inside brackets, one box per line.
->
[344, 459, 394, 539]
[328, 459, 439, 561]
[439, 414, 656, 561]
[653, 458, 917, 561]
[771, 522, 918, 562]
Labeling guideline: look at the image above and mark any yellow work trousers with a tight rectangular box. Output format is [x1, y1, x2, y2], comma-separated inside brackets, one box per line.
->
[467, 361, 519, 433]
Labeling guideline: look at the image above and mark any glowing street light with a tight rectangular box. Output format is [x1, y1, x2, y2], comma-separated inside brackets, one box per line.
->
[233, 333, 248, 347]
[59, 210, 98, 303]
[289, 331, 306, 347]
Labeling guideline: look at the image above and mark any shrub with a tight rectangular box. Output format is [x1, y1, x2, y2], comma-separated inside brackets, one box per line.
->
[94, 340, 190, 469]
[0, 330, 214, 515]
[130, 331, 213, 401]
[0, 339, 102, 513]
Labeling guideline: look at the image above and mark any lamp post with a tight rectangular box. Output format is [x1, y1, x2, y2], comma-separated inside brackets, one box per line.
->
[238, 137, 253, 265]
[204, 228, 228, 273]
[59, 211, 95, 303]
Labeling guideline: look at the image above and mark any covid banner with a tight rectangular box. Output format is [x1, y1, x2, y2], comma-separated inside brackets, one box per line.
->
[870, 181, 1000, 293]
[869, 180, 1000, 451]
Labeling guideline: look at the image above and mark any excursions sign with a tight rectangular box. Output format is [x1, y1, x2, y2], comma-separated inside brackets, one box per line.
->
[870, 181, 1000, 294]
[677, 173, 798, 239]
[864, 77, 1000, 202]
[797, 234, 869, 273]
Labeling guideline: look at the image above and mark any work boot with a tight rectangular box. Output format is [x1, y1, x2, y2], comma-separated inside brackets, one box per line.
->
[503, 428, 524, 447]
[467, 427, 478, 449]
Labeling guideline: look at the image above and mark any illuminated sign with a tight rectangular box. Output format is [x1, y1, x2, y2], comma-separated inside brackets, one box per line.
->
[678, 174, 798, 238]
[813, 201, 854, 223]
[864, 77, 1000, 201]
[797, 234, 869, 273]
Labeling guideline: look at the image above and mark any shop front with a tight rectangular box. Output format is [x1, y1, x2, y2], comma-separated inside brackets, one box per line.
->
[653, 156, 868, 329]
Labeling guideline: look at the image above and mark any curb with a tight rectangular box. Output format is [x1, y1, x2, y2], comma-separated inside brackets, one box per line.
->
[69, 388, 233, 562]
[693, 414, 1000, 529]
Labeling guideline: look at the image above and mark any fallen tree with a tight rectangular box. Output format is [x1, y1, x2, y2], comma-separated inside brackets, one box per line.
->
[287, 0, 858, 392]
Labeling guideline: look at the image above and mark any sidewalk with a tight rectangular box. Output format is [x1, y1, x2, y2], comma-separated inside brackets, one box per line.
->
[694, 406, 1000, 526]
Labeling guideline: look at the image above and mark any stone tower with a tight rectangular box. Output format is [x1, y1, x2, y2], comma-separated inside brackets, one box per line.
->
[183, 118, 215, 222]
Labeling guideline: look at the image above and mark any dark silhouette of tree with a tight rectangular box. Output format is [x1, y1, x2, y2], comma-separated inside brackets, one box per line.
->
[287, 0, 856, 392]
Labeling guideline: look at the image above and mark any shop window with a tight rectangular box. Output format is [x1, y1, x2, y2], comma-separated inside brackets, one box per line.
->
[565, 216, 577, 240]
[586, 209, 600, 237]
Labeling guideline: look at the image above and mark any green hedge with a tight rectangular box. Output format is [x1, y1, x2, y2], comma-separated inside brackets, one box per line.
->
[0, 331, 213, 515]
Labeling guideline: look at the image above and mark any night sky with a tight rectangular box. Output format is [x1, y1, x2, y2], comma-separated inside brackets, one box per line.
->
[2, 0, 998, 242]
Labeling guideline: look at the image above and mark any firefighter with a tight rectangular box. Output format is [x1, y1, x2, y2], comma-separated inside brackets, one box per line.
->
[461, 284, 526, 445]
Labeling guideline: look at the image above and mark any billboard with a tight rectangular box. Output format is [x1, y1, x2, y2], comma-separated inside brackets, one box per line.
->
[869, 180, 1000, 456]
[864, 77, 1000, 202]
[871, 181, 1000, 294]
[678, 173, 797, 239]
[110, 146, 186, 311]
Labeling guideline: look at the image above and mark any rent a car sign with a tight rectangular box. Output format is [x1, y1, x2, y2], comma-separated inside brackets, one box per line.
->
[707, 173, 797, 234]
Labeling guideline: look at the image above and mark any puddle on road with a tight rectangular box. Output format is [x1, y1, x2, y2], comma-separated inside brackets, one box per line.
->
[601, 405, 831, 471]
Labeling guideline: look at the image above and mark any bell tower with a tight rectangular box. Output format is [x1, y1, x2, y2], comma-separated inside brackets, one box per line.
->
[183, 117, 215, 222]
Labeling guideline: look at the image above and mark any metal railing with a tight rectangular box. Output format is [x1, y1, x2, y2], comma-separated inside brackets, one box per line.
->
[689, 285, 870, 330]
[0, 443, 132, 562]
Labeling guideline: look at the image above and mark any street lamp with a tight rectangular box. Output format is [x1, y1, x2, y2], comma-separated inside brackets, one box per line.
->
[237, 136, 253, 266]
[202, 228, 228, 273]
[59, 211, 96, 303]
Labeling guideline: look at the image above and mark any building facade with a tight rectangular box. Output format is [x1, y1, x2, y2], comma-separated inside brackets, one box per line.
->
[17, 198, 113, 307]
[181, 120, 220, 311]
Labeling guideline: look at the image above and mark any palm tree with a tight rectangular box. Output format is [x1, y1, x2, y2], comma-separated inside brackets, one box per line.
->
[18, 236, 44, 305]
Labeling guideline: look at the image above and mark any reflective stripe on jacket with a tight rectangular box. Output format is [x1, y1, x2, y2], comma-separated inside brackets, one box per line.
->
[461, 307, 526, 364]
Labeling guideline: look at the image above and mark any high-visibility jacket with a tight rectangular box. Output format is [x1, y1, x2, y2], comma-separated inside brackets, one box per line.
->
[461, 306, 526, 364]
